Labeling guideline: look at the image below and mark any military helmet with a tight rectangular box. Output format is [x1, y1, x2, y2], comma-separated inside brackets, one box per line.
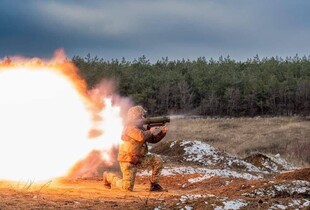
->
[127, 105, 147, 121]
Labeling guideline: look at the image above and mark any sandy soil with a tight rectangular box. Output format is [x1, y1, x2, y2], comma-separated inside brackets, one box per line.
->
[0, 167, 309, 210]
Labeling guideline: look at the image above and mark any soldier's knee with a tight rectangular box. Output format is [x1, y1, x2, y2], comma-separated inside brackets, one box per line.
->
[106, 172, 117, 183]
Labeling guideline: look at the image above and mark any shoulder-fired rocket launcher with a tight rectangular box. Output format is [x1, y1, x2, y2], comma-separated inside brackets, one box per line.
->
[141, 116, 170, 128]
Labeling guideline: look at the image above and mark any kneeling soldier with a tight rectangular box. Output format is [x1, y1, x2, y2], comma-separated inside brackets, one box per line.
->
[103, 105, 168, 192]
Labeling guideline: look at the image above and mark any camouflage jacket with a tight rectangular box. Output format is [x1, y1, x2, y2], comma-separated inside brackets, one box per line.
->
[118, 124, 166, 164]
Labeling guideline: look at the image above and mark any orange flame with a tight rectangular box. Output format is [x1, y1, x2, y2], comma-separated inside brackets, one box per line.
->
[0, 50, 124, 182]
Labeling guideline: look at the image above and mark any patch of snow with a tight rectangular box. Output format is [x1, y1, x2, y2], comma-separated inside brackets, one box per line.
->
[241, 192, 254, 198]
[303, 199, 310, 207]
[273, 180, 310, 195]
[227, 159, 268, 174]
[177, 194, 208, 209]
[266, 154, 297, 171]
[138, 166, 262, 180]
[170, 141, 177, 148]
[214, 199, 247, 210]
[178, 140, 269, 174]
[288, 199, 310, 208]
[183, 205, 192, 210]
[223, 200, 247, 210]
[188, 174, 212, 183]
[288, 199, 301, 207]
[252, 180, 310, 198]
[262, 159, 278, 171]
[214, 206, 222, 210]
[269, 204, 287, 209]
[180, 140, 218, 157]
[179, 194, 207, 203]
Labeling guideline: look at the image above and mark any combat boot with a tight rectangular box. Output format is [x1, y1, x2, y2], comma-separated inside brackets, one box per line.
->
[103, 172, 111, 189]
[150, 182, 167, 192]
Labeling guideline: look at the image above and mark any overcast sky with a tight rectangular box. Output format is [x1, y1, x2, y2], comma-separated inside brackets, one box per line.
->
[1, 0, 310, 62]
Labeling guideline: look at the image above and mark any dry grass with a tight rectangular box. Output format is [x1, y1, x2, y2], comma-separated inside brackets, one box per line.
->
[159, 116, 310, 167]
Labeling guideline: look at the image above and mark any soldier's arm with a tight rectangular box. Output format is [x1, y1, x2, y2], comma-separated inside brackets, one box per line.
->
[124, 127, 153, 142]
[147, 126, 167, 143]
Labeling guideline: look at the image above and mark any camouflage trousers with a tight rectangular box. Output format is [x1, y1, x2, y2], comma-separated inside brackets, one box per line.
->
[106, 154, 163, 191]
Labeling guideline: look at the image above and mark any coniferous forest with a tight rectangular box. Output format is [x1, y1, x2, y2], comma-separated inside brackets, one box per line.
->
[73, 54, 310, 117]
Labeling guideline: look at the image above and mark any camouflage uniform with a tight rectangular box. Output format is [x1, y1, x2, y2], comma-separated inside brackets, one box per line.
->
[104, 106, 167, 191]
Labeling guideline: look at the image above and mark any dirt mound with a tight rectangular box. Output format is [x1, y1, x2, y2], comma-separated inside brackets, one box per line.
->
[276, 167, 310, 181]
[243, 153, 295, 173]
[150, 140, 185, 162]
[152, 140, 282, 177]
[243, 153, 283, 172]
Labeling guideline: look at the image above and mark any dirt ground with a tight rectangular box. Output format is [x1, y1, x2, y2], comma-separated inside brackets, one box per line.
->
[1, 135, 309, 210]
[0, 167, 309, 210]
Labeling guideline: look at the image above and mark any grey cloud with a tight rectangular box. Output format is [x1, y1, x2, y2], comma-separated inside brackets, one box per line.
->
[35, 1, 250, 37]
[1, 0, 310, 61]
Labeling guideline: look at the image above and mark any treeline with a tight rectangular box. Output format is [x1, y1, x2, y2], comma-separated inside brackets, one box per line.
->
[73, 54, 310, 116]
